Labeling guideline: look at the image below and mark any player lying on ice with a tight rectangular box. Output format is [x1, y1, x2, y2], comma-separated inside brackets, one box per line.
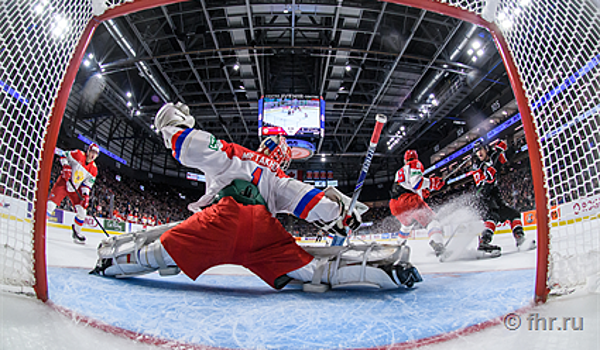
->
[90, 102, 422, 291]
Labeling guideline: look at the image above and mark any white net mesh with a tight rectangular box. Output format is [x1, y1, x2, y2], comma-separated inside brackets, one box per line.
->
[0, 0, 123, 293]
[494, 0, 600, 293]
[0, 0, 598, 297]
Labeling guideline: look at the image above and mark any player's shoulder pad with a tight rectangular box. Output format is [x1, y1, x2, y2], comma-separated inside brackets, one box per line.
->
[71, 149, 86, 162]
[88, 162, 98, 177]
[407, 159, 424, 172]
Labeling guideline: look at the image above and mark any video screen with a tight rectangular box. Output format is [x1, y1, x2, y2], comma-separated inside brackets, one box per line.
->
[259, 95, 325, 137]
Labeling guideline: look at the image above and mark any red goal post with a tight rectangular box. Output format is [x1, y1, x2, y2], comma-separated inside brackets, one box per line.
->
[1, 0, 597, 304]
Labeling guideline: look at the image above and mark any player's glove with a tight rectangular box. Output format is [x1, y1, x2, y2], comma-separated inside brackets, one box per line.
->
[154, 102, 195, 131]
[81, 194, 90, 209]
[429, 176, 444, 191]
[61, 165, 72, 180]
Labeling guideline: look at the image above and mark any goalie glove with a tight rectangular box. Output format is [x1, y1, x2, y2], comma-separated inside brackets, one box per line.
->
[313, 202, 362, 237]
[312, 187, 366, 237]
[154, 102, 195, 132]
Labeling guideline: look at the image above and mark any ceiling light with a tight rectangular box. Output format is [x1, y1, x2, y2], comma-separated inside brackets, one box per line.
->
[83, 59, 90, 67]
[233, 63, 240, 71]
[471, 41, 482, 49]
[477, 49, 484, 56]
[126, 91, 132, 98]
[135, 110, 141, 116]
[467, 48, 474, 55]
[345, 65, 351, 71]
[471, 56, 478, 62]
[88, 53, 94, 60]
[126, 101, 132, 107]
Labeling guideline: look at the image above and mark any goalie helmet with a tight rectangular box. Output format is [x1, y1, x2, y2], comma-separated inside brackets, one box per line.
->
[404, 149, 418, 163]
[257, 135, 292, 171]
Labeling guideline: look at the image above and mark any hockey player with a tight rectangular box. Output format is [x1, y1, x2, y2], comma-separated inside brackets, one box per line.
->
[91, 102, 422, 291]
[471, 140, 526, 257]
[47, 143, 99, 243]
[389, 150, 446, 256]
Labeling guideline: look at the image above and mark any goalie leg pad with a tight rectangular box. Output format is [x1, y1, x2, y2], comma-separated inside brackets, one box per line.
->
[94, 226, 181, 278]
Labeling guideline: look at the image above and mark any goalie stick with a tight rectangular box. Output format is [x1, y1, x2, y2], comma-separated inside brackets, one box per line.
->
[68, 179, 110, 237]
[331, 114, 387, 246]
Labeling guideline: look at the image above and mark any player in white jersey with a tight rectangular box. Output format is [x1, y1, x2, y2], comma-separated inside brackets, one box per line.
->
[48, 144, 99, 243]
[91, 102, 422, 291]
[389, 150, 445, 256]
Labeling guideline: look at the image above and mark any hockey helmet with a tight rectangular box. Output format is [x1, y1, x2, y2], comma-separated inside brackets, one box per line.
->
[404, 149, 418, 163]
[257, 135, 292, 170]
[473, 140, 489, 153]
[87, 143, 100, 154]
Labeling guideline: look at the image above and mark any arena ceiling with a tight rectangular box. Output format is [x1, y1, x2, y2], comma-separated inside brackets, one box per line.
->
[62, 0, 517, 187]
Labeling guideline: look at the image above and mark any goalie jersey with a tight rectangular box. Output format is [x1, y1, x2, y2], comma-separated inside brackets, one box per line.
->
[160, 126, 340, 223]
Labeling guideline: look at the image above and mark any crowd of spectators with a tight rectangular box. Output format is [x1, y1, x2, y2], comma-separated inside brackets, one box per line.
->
[50, 158, 194, 226]
[46, 145, 535, 233]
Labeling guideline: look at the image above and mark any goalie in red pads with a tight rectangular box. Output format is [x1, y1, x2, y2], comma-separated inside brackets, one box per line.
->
[389, 150, 446, 256]
[91, 102, 422, 291]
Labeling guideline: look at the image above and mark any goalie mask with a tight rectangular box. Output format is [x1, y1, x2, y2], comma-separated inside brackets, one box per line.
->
[257, 135, 292, 171]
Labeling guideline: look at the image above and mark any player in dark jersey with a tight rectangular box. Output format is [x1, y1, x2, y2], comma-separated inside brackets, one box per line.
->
[471, 140, 526, 257]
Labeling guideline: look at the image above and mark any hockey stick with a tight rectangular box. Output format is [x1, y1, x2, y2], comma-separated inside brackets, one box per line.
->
[331, 113, 387, 246]
[442, 155, 472, 182]
[68, 179, 110, 237]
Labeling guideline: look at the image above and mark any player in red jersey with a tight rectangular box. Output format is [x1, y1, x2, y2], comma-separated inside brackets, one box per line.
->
[48, 143, 99, 243]
[389, 150, 446, 256]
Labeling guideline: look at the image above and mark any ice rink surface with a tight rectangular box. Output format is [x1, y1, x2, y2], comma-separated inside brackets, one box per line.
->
[2, 221, 599, 349]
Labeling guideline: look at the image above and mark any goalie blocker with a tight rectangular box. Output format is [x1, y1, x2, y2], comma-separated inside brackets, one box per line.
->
[91, 224, 422, 291]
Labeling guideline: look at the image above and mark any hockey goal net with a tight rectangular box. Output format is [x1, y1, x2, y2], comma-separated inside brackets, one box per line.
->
[0, 0, 598, 302]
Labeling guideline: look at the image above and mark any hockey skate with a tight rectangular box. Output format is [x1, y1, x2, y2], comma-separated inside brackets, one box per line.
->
[477, 239, 501, 258]
[89, 258, 113, 276]
[429, 240, 446, 257]
[71, 224, 86, 244]
[380, 261, 423, 288]
[513, 227, 526, 248]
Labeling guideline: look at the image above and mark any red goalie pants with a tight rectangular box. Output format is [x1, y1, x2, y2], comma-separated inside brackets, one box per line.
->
[389, 193, 434, 227]
[48, 177, 83, 206]
[160, 196, 314, 289]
